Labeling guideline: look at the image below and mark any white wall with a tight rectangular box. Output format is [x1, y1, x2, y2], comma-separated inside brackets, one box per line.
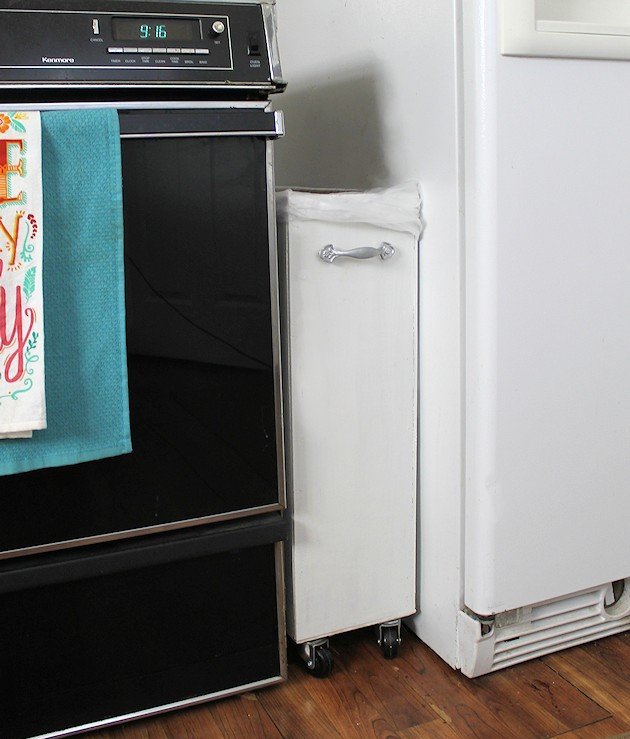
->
[275, 0, 465, 666]
[275, 0, 456, 191]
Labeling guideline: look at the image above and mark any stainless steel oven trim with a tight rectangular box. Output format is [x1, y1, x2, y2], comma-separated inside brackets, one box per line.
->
[275, 540, 288, 680]
[0, 503, 283, 561]
[276, 216, 297, 638]
[273, 109, 285, 136]
[0, 83, 276, 91]
[6, 100, 271, 110]
[0, 8, 230, 16]
[266, 137, 287, 513]
[121, 128, 280, 138]
[262, 3, 285, 89]
[32, 677, 285, 738]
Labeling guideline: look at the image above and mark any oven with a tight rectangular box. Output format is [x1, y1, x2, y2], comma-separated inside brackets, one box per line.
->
[0, 2, 287, 737]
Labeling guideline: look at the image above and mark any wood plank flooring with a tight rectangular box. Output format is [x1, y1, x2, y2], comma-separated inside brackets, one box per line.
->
[89, 628, 630, 739]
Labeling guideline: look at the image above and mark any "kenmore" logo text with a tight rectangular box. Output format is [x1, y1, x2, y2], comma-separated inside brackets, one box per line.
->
[41, 57, 75, 64]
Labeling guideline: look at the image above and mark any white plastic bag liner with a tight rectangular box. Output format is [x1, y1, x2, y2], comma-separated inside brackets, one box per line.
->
[276, 183, 423, 239]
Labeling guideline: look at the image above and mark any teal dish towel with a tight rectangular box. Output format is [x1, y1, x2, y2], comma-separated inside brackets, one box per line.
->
[0, 109, 131, 476]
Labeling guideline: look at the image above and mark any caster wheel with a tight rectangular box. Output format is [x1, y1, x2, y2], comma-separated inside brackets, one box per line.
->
[309, 646, 334, 678]
[298, 639, 334, 679]
[380, 627, 399, 660]
[377, 620, 402, 660]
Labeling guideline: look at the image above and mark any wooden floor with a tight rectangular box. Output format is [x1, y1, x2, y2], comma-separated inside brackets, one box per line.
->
[90, 628, 630, 739]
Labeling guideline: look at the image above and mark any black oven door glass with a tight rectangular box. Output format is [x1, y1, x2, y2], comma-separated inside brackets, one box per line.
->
[0, 518, 285, 738]
[0, 122, 280, 555]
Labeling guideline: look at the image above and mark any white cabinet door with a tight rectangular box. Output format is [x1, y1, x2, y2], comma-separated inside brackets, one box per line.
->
[281, 218, 417, 643]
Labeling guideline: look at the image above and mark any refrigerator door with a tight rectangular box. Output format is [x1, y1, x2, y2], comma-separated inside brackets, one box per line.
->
[281, 216, 417, 643]
[464, 1, 630, 616]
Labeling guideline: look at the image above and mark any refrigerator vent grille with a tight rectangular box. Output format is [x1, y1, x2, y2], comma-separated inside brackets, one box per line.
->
[458, 582, 630, 677]
[492, 586, 630, 671]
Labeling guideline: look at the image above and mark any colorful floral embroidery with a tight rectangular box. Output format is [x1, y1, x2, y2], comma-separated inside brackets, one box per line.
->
[0, 111, 43, 416]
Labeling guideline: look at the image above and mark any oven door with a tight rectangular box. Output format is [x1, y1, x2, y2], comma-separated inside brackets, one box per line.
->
[0, 103, 285, 559]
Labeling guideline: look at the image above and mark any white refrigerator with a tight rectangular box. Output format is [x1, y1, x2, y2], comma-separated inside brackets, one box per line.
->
[408, 0, 630, 677]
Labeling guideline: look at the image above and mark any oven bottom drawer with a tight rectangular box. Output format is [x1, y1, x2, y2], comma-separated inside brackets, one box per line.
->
[0, 517, 286, 739]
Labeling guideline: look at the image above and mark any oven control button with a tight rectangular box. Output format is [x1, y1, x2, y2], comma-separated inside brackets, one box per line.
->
[92, 19, 100, 35]
[137, 47, 152, 54]
[248, 34, 262, 56]
[195, 48, 210, 55]
[152, 47, 167, 54]
[108, 47, 124, 53]
[211, 20, 226, 36]
[181, 48, 196, 54]
[123, 47, 138, 53]
[167, 47, 181, 54]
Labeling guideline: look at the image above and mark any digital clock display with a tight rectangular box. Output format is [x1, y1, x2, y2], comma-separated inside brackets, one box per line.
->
[112, 17, 201, 42]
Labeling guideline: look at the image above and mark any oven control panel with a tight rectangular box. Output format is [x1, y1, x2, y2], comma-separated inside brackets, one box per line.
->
[0, 1, 283, 91]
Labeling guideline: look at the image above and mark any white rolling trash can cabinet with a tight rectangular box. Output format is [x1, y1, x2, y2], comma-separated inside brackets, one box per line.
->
[277, 185, 421, 677]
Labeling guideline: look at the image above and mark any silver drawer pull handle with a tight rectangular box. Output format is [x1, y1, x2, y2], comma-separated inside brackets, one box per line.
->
[318, 242, 395, 264]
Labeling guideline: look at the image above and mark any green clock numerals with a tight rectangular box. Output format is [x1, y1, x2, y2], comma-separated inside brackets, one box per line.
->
[138, 24, 167, 40]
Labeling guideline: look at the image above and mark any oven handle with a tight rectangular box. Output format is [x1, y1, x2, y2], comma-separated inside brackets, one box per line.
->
[119, 109, 284, 139]
[121, 129, 280, 139]
[0, 516, 287, 594]
[2, 102, 285, 138]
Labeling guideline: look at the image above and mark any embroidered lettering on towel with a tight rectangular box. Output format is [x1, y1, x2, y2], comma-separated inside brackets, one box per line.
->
[0, 111, 46, 436]
[0, 258, 35, 383]
[0, 138, 25, 206]
[0, 210, 25, 265]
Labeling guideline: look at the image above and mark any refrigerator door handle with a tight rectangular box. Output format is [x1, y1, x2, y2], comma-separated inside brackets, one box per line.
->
[318, 242, 395, 264]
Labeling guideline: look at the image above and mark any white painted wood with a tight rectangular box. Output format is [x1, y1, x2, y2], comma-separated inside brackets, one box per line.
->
[280, 206, 418, 644]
